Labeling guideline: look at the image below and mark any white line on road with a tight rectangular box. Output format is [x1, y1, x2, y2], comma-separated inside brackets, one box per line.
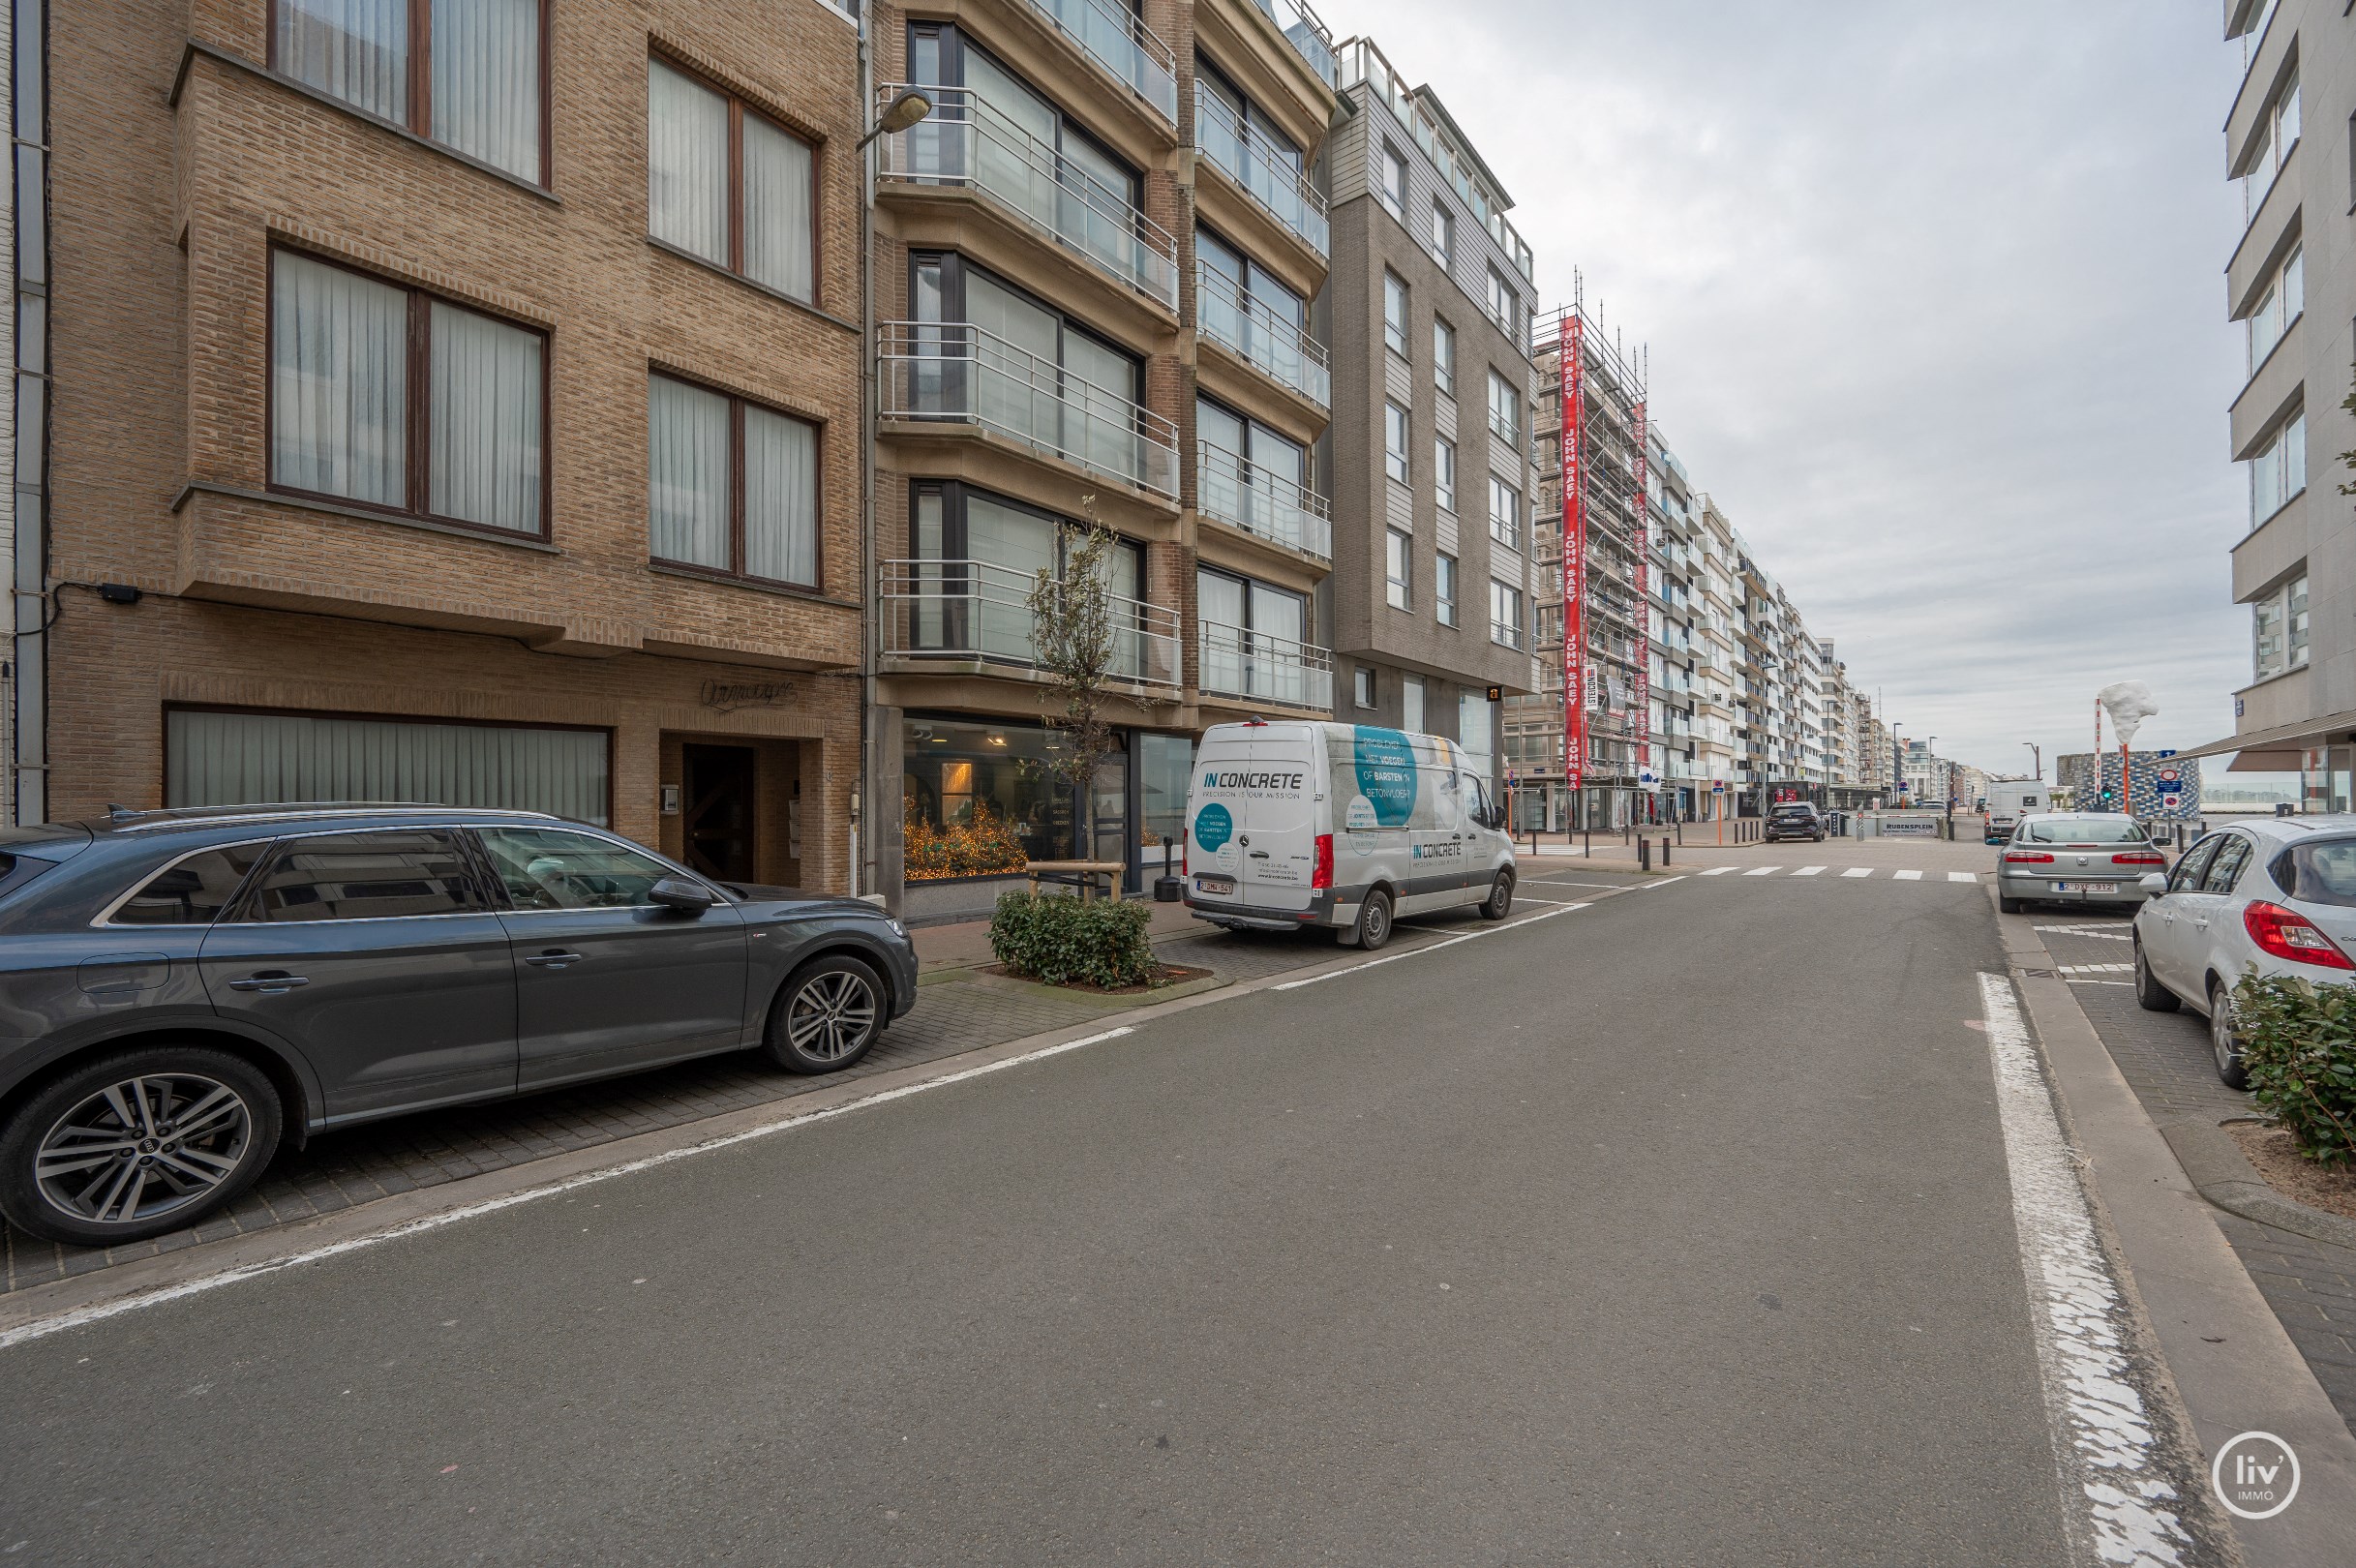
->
[2057, 963, 2132, 975]
[2036, 924, 2132, 941]
[1841, 867, 1873, 878]
[1699, 866, 1737, 876]
[1642, 875, 1685, 890]
[2067, 980, 2134, 986]
[1948, 872, 1978, 884]
[0, 1022, 1146, 1353]
[1742, 866, 1777, 877]
[1271, 902, 1586, 992]
[1977, 972, 2192, 1567]
[1792, 866, 1825, 877]
[1894, 870, 1923, 881]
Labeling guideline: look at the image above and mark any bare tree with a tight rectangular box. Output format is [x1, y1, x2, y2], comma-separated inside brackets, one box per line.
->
[1027, 522, 1122, 801]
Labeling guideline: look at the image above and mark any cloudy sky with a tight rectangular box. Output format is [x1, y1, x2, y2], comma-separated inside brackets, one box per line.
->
[1336, 0, 2250, 781]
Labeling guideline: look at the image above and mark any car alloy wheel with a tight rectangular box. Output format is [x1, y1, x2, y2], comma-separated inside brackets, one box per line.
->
[785, 969, 879, 1066]
[2210, 984, 2250, 1090]
[35, 1072, 255, 1230]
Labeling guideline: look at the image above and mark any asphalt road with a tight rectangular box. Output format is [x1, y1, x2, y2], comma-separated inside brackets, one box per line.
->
[0, 869, 2103, 1564]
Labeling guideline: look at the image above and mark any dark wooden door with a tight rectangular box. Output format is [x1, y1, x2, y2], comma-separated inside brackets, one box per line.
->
[681, 744, 758, 881]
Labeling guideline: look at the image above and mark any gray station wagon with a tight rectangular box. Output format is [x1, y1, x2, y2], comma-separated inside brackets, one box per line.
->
[0, 805, 918, 1247]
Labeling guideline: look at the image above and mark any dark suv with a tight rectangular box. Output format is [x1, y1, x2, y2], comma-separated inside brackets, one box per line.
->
[0, 805, 919, 1246]
[1765, 803, 1828, 843]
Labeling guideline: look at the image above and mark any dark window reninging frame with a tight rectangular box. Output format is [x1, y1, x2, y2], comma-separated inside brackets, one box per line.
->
[262, 244, 554, 543]
[647, 368, 827, 591]
[647, 48, 826, 308]
[905, 478, 1149, 662]
[265, 0, 554, 189]
[906, 249, 1146, 424]
[906, 21, 1143, 213]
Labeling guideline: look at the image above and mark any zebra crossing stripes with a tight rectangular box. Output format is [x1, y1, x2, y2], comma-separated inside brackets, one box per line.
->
[1742, 866, 1777, 877]
[1699, 866, 1738, 876]
[1842, 867, 1873, 878]
[1894, 870, 1923, 881]
[1792, 866, 1826, 877]
[1948, 872, 1978, 884]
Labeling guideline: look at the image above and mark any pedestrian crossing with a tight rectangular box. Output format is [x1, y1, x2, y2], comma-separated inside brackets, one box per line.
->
[1677, 864, 1978, 884]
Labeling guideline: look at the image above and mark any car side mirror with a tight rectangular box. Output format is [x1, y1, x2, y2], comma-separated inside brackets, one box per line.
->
[649, 876, 717, 914]
[2137, 873, 2167, 894]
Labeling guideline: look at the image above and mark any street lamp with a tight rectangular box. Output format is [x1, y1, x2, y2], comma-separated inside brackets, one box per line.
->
[2022, 740, 2040, 782]
[859, 87, 934, 149]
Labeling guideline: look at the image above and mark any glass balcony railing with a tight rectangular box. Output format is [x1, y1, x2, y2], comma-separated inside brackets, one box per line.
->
[1193, 88, 1328, 256]
[1197, 618, 1333, 710]
[1195, 441, 1331, 559]
[1194, 263, 1329, 407]
[1249, 0, 1337, 87]
[1021, 0, 1179, 124]
[881, 558, 1182, 688]
[878, 320, 1179, 498]
[876, 87, 1178, 311]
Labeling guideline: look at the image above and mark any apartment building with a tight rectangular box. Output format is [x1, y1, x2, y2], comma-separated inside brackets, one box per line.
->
[867, 0, 1341, 916]
[25, 0, 865, 890]
[1319, 37, 1535, 782]
[2186, 1, 2353, 802]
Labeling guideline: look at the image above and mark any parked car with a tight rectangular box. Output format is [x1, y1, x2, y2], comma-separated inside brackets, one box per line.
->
[2131, 815, 2356, 1087]
[0, 805, 919, 1246]
[1764, 802, 1827, 843]
[1994, 812, 2166, 914]
[1184, 719, 1516, 950]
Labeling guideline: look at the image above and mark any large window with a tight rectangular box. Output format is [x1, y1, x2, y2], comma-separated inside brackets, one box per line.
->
[649, 56, 816, 303]
[2247, 246, 2303, 374]
[1196, 395, 1316, 553]
[1379, 141, 1407, 217]
[1436, 552, 1459, 627]
[1383, 271, 1409, 358]
[2253, 572, 2310, 680]
[1489, 475, 1521, 552]
[1435, 434, 1457, 512]
[270, 249, 545, 538]
[901, 714, 1087, 876]
[1490, 579, 1524, 648]
[904, 480, 1154, 678]
[166, 708, 610, 825]
[2239, 74, 2300, 223]
[1487, 368, 1521, 446]
[1386, 528, 1412, 610]
[2250, 408, 2306, 526]
[273, 0, 545, 183]
[1429, 201, 1453, 268]
[1433, 317, 1456, 397]
[1195, 226, 1320, 404]
[1197, 567, 1317, 706]
[1403, 675, 1425, 734]
[1486, 266, 1518, 338]
[1385, 400, 1411, 483]
[649, 374, 819, 588]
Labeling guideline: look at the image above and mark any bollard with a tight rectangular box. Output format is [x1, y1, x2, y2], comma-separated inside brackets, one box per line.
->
[1639, 836, 1650, 872]
[1661, 836, 1672, 867]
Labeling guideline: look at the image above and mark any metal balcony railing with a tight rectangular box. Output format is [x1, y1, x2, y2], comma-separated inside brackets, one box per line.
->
[878, 321, 1179, 498]
[1195, 441, 1331, 559]
[1491, 618, 1525, 650]
[1197, 618, 1334, 709]
[1019, 0, 1178, 122]
[1249, 0, 1338, 86]
[1194, 263, 1329, 407]
[1193, 88, 1328, 255]
[880, 558, 1181, 688]
[876, 86, 1178, 310]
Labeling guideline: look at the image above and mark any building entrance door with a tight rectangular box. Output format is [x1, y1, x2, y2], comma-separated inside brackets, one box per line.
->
[681, 744, 758, 881]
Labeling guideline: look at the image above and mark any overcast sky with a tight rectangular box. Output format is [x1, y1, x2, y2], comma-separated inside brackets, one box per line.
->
[1335, 0, 2250, 781]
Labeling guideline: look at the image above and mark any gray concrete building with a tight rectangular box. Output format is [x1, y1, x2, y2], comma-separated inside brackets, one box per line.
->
[1317, 38, 1539, 785]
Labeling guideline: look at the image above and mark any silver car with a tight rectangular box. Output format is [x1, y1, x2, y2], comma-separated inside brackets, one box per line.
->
[1995, 812, 2167, 914]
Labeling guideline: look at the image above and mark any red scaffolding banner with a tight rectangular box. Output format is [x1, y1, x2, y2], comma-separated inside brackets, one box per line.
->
[1558, 315, 1586, 793]
[1629, 401, 1650, 776]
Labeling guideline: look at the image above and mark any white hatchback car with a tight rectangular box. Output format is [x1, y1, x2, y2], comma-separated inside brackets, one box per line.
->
[2131, 815, 2356, 1087]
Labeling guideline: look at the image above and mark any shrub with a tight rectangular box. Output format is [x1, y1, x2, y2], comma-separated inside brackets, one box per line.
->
[2231, 971, 2356, 1167]
[989, 890, 1155, 989]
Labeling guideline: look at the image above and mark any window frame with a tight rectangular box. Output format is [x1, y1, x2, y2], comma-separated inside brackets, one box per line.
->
[93, 838, 279, 928]
[1379, 141, 1408, 217]
[647, 49, 824, 307]
[1487, 368, 1521, 446]
[1385, 528, 1413, 610]
[1383, 270, 1410, 359]
[1429, 199, 1453, 267]
[264, 244, 553, 543]
[1489, 474, 1521, 551]
[648, 368, 826, 591]
[1353, 665, 1377, 709]
[478, 824, 719, 914]
[1384, 400, 1412, 483]
[1489, 578, 1524, 648]
[267, 0, 554, 189]
[1433, 316, 1456, 397]
[1434, 433, 1457, 512]
[1436, 551, 1458, 627]
[226, 827, 502, 925]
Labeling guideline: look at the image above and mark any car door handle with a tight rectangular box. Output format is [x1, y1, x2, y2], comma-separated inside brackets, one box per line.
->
[525, 950, 584, 969]
[227, 973, 308, 993]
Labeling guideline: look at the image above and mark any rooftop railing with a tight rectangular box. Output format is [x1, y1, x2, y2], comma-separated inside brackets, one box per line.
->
[1194, 263, 1330, 407]
[878, 321, 1179, 498]
[1019, 0, 1178, 123]
[1249, 0, 1337, 87]
[1195, 441, 1332, 559]
[1193, 88, 1328, 256]
[875, 86, 1177, 311]
[880, 558, 1181, 688]
[1197, 618, 1334, 710]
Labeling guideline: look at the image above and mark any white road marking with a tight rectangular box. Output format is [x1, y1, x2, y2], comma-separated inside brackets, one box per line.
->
[1977, 973, 2192, 1566]
[1271, 901, 1586, 992]
[1699, 866, 1737, 876]
[1642, 875, 1686, 890]
[1948, 872, 1978, 884]
[1742, 866, 1777, 877]
[2037, 924, 2133, 942]
[1792, 866, 1826, 877]
[1842, 867, 1873, 878]
[2057, 963, 2132, 976]
[1894, 869, 1923, 881]
[2068, 980, 2134, 987]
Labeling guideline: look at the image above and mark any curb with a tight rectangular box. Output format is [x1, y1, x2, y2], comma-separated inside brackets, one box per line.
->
[2155, 1117, 2356, 1251]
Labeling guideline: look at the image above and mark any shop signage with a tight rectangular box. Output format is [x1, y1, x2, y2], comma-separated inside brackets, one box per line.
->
[700, 678, 793, 713]
[1559, 312, 1586, 794]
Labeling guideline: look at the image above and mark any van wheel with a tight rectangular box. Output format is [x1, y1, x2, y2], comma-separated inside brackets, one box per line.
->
[1353, 889, 1395, 951]
[1480, 872, 1514, 920]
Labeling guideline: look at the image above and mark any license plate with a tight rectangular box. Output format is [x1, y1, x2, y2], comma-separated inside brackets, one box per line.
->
[1194, 875, 1235, 895]
[2052, 881, 2117, 894]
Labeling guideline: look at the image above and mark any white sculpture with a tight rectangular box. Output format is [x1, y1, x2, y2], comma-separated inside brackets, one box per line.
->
[2097, 680, 2159, 748]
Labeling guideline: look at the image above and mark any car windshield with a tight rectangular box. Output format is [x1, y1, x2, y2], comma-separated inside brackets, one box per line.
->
[2280, 839, 2356, 907]
[2019, 817, 2147, 845]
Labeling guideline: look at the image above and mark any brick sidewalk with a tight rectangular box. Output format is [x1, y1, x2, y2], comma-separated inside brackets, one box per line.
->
[2037, 916, 2356, 1436]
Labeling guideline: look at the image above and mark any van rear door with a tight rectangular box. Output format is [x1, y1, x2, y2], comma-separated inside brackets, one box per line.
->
[1190, 725, 1319, 914]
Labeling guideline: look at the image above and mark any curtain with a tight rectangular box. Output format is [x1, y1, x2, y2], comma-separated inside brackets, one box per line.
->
[272, 252, 407, 506]
[649, 376, 731, 567]
[429, 300, 542, 532]
[277, 0, 408, 124]
[741, 113, 815, 301]
[433, 0, 540, 180]
[168, 709, 610, 826]
[649, 60, 728, 265]
[743, 404, 817, 585]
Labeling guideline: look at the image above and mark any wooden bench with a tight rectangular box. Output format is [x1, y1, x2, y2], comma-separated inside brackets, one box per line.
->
[1023, 859, 1129, 902]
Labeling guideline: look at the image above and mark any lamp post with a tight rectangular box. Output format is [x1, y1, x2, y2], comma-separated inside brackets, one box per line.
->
[2022, 740, 2040, 782]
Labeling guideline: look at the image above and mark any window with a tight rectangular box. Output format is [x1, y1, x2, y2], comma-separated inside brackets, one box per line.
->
[272, 0, 545, 182]
[1458, 690, 1494, 776]
[906, 481, 1154, 678]
[2201, 835, 2252, 894]
[1433, 317, 1456, 397]
[1196, 396, 1314, 548]
[1490, 579, 1524, 647]
[269, 249, 546, 538]
[1383, 270, 1409, 358]
[2253, 572, 2310, 680]
[649, 374, 819, 588]
[1354, 666, 1376, 709]
[1489, 475, 1521, 551]
[1429, 201, 1452, 267]
[1403, 676, 1425, 734]
[109, 846, 266, 926]
[241, 830, 488, 922]
[649, 57, 816, 302]
[1436, 552, 1458, 626]
[1486, 266, 1517, 336]
[481, 828, 681, 909]
[1487, 369, 1521, 445]
[1434, 435, 1457, 512]
[1194, 225, 1319, 403]
[2249, 408, 2306, 525]
[1379, 141, 1407, 217]
[1386, 528, 1412, 609]
[2239, 75, 2301, 222]
[1197, 567, 1314, 703]
[1385, 401, 1411, 483]
[2247, 246, 2303, 373]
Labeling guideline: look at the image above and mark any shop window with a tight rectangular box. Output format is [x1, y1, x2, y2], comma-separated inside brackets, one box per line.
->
[901, 716, 1084, 878]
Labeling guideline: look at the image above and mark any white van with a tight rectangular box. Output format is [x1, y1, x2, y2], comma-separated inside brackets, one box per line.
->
[1183, 719, 1517, 950]
[1986, 779, 2047, 844]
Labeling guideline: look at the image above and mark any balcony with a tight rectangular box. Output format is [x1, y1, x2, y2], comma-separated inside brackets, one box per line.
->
[1019, 0, 1179, 124]
[1195, 262, 1330, 407]
[876, 86, 1178, 311]
[880, 558, 1181, 688]
[1198, 619, 1334, 709]
[1196, 441, 1332, 559]
[1194, 88, 1329, 256]
[1249, 0, 1338, 86]
[879, 321, 1179, 499]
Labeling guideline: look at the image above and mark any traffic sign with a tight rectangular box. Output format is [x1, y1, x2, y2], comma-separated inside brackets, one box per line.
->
[2157, 749, 2178, 759]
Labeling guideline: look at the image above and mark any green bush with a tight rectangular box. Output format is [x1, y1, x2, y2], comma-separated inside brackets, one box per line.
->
[989, 890, 1155, 989]
[2231, 971, 2356, 1166]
